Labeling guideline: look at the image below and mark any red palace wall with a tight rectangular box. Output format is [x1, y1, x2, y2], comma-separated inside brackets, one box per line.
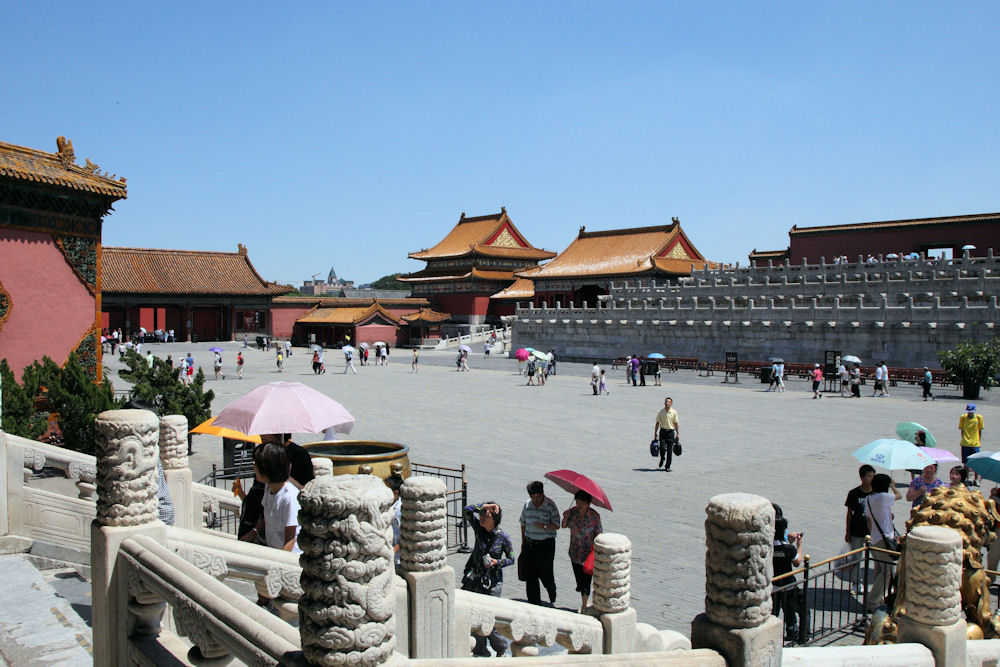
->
[789, 223, 1000, 263]
[0, 228, 96, 380]
[431, 293, 492, 318]
[271, 304, 312, 339]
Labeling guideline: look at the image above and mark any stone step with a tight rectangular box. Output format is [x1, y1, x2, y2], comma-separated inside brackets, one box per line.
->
[0, 555, 92, 666]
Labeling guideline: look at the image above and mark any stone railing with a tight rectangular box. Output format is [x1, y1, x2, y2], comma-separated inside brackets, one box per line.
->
[11, 408, 1000, 665]
[517, 293, 999, 327]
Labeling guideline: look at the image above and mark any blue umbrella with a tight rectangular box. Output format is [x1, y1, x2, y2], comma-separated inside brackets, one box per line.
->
[648, 353, 666, 359]
[209, 347, 223, 353]
[853, 439, 936, 471]
[966, 452, 1000, 483]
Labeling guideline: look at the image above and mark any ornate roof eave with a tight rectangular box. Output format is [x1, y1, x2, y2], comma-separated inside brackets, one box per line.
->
[0, 137, 127, 200]
[787, 212, 1000, 237]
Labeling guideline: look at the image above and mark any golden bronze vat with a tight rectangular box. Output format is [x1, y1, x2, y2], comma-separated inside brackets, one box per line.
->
[304, 440, 410, 480]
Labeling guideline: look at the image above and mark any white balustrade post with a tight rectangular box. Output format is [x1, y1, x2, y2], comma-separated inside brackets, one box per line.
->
[896, 526, 965, 666]
[398, 476, 453, 659]
[91, 409, 166, 667]
[592, 533, 636, 654]
[298, 474, 400, 666]
[691, 493, 781, 666]
[159, 415, 194, 529]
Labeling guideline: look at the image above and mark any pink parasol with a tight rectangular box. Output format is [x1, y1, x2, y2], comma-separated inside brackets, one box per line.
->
[544, 469, 612, 511]
[212, 382, 354, 436]
[919, 447, 960, 464]
[515, 348, 530, 361]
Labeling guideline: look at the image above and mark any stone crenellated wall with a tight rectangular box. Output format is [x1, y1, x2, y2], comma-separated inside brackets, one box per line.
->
[513, 254, 999, 367]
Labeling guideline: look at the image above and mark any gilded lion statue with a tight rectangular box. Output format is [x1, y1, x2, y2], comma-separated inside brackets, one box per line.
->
[865, 484, 1000, 643]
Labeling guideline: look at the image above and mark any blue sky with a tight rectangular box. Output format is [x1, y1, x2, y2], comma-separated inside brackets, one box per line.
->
[3, 3, 998, 285]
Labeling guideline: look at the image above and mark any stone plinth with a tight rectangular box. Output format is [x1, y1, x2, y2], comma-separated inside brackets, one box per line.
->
[159, 415, 194, 529]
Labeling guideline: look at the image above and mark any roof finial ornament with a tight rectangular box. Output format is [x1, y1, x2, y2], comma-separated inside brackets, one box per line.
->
[460, 212, 466, 220]
[671, 216, 680, 225]
[501, 206, 506, 214]
[579, 226, 586, 233]
[55, 136, 76, 168]
[237, 243, 247, 255]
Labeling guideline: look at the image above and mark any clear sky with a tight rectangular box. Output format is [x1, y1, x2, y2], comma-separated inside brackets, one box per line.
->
[3, 3, 998, 285]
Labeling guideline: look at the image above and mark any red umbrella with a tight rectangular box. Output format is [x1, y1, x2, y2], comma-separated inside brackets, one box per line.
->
[544, 470, 612, 511]
[515, 348, 530, 361]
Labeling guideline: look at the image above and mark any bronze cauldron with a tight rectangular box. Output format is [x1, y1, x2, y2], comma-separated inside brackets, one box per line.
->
[304, 440, 410, 480]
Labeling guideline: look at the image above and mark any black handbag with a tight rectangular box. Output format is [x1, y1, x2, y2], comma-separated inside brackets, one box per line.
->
[649, 438, 660, 457]
[867, 498, 900, 560]
[673, 440, 682, 456]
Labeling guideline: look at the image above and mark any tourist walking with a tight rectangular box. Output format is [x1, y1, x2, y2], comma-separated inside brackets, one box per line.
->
[146, 350, 155, 368]
[411, 348, 419, 372]
[243, 333, 248, 348]
[561, 490, 602, 613]
[654, 397, 680, 471]
[960, 404, 985, 486]
[865, 474, 902, 611]
[843, 464, 875, 591]
[526, 358, 537, 385]
[590, 362, 600, 395]
[519, 481, 560, 606]
[385, 475, 403, 571]
[629, 355, 640, 387]
[236, 352, 244, 378]
[214, 352, 225, 380]
[166, 354, 173, 369]
[776, 362, 785, 392]
[811, 364, 823, 398]
[767, 362, 779, 392]
[872, 362, 885, 397]
[461, 349, 470, 372]
[838, 362, 849, 397]
[549, 350, 557, 375]
[275, 350, 283, 373]
[380, 344, 389, 366]
[484, 341, 490, 359]
[317, 349, 325, 373]
[850, 364, 862, 397]
[462, 502, 513, 657]
[312, 351, 321, 374]
[343, 347, 357, 374]
[921, 367, 935, 401]
[879, 361, 890, 396]
[599, 369, 609, 395]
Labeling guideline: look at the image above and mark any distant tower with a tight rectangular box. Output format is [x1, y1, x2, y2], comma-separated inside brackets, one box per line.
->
[327, 267, 338, 285]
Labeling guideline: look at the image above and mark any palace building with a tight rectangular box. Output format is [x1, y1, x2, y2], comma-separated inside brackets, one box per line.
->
[514, 218, 714, 307]
[0, 137, 127, 380]
[101, 245, 293, 342]
[400, 208, 555, 325]
[749, 212, 1000, 266]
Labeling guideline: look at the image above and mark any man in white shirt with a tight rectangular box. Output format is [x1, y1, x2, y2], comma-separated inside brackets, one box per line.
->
[879, 362, 890, 397]
[591, 362, 601, 395]
[865, 473, 901, 610]
[872, 364, 884, 397]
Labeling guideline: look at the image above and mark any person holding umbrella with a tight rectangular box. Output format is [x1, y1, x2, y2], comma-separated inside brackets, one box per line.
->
[561, 490, 603, 613]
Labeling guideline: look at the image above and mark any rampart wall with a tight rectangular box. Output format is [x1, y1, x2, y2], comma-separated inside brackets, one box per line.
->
[511, 253, 999, 366]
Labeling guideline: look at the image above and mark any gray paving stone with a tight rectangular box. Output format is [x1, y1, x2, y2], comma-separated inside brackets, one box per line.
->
[0, 555, 92, 666]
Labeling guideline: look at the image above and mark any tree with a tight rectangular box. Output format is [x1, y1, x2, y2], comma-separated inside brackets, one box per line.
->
[370, 273, 409, 291]
[118, 351, 214, 439]
[1, 354, 117, 454]
[938, 338, 1000, 400]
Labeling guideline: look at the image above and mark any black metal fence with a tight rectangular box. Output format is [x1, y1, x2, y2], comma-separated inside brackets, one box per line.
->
[411, 461, 470, 553]
[195, 460, 470, 552]
[771, 540, 899, 646]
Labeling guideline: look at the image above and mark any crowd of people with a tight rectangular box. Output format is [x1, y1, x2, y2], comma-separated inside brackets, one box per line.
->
[462, 479, 603, 657]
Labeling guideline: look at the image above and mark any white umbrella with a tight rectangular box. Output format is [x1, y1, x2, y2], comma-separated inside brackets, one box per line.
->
[962, 244, 976, 250]
[842, 355, 862, 364]
[373, 341, 386, 347]
[359, 342, 370, 349]
[853, 439, 935, 471]
[459, 344, 472, 353]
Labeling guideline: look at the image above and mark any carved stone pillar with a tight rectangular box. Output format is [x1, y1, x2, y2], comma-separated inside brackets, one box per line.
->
[91, 409, 166, 667]
[399, 477, 453, 659]
[592, 533, 636, 654]
[691, 493, 781, 667]
[298, 474, 399, 666]
[158, 415, 195, 529]
[897, 526, 965, 666]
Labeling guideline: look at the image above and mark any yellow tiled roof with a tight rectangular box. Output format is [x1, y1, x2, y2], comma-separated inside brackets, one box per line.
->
[0, 138, 127, 199]
[407, 208, 555, 261]
[490, 277, 535, 300]
[296, 303, 402, 326]
[789, 212, 1000, 236]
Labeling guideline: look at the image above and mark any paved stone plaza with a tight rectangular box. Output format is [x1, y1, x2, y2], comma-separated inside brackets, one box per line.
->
[106, 342, 998, 636]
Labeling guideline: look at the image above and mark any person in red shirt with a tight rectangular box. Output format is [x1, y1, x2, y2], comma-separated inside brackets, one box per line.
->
[811, 364, 823, 399]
